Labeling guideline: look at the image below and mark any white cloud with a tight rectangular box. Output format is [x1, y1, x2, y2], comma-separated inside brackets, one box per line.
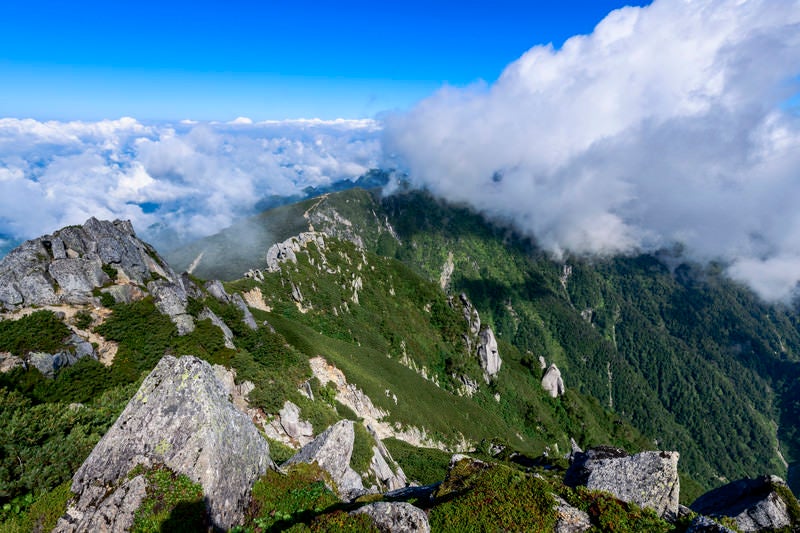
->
[0, 117, 381, 248]
[384, 0, 800, 300]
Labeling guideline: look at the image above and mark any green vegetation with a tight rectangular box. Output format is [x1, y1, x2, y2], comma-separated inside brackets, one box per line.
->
[0, 310, 71, 355]
[130, 465, 207, 532]
[243, 463, 344, 531]
[429, 459, 557, 532]
[0, 381, 138, 503]
[383, 438, 451, 485]
[0, 481, 71, 533]
[350, 422, 374, 476]
[73, 309, 93, 330]
[560, 486, 673, 533]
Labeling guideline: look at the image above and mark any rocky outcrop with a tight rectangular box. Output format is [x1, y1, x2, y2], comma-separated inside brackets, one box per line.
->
[147, 279, 194, 335]
[553, 495, 593, 533]
[477, 327, 501, 380]
[352, 501, 430, 533]
[25, 333, 96, 378]
[690, 475, 798, 532]
[284, 420, 365, 501]
[459, 293, 481, 335]
[265, 232, 326, 272]
[0, 218, 181, 311]
[55, 355, 271, 531]
[542, 363, 566, 398]
[565, 446, 680, 519]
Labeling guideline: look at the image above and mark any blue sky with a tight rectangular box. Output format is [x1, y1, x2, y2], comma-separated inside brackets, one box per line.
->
[0, 0, 649, 120]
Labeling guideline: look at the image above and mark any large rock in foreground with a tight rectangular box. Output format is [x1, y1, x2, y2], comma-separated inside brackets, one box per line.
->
[565, 446, 680, 519]
[284, 420, 365, 501]
[690, 475, 798, 532]
[55, 355, 271, 531]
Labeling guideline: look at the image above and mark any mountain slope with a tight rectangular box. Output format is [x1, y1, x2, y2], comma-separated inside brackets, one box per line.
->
[172, 186, 800, 494]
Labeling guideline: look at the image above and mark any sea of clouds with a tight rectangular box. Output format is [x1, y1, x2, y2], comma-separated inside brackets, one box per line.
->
[0, 117, 381, 252]
[384, 0, 800, 301]
[2, 0, 800, 301]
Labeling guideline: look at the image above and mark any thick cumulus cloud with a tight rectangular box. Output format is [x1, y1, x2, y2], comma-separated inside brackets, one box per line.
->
[0, 117, 380, 251]
[384, 0, 800, 301]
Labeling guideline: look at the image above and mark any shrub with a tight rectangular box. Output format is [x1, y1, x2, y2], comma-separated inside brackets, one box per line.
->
[131, 465, 207, 532]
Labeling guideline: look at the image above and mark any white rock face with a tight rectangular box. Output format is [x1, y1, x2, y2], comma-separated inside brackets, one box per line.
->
[541, 364, 566, 398]
[477, 327, 501, 379]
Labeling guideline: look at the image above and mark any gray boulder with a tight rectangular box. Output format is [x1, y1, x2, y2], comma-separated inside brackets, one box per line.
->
[231, 293, 258, 330]
[284, 420, 365, 500]
[352, 501, 430, 533]
[56, 355, 271, 531]
[25, 334, 97, 379]
[565, 447, 680, 519]
[477, 327, 501, 379]
[686, 515, 737, 532]
[54, 475, 148, 533]
[542, 364, 566, 398]
[690, 475, 797, 532]
[205, 279, 230, 303]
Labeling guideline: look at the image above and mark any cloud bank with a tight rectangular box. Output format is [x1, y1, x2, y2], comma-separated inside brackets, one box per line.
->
[0, 117, 380, 252]
[384, 0, 800, 300]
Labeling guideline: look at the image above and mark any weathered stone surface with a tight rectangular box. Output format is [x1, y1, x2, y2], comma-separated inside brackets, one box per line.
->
[62, 355, 271, 530]
[102, 283, 145, 304]
[54, 474, 147, 533]
[147, 280, 194, 335]
[691, 475, 796, 532]
[554, 495, 593, 533]
[542, 364, 566, 398]
[284, 420, 365, 500]
[279, 400, 314, 441]
[0, 217, 182, 310]
[565, 447, 680, 519]
[477, 327, 501, 379]
[352, 502, 430, 533]
[199, 307, 235, 349]
[686, 515, 737, 532]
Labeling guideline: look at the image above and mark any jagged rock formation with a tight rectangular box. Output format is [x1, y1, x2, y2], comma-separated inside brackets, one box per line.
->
[54, 355, 271, 531]
[25, 333, 96, 378]
[691, 475, 797, 532]
[0, 218, 195, 333]
[265, 232, 326, 272]
[542, 363, 566, 398]
[284, 419, 365, 501]
[565, 446, 680, 519]
[0, 218, 173, 308]
[351, 501, 430, 533]
[477, 327, 501, 380]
